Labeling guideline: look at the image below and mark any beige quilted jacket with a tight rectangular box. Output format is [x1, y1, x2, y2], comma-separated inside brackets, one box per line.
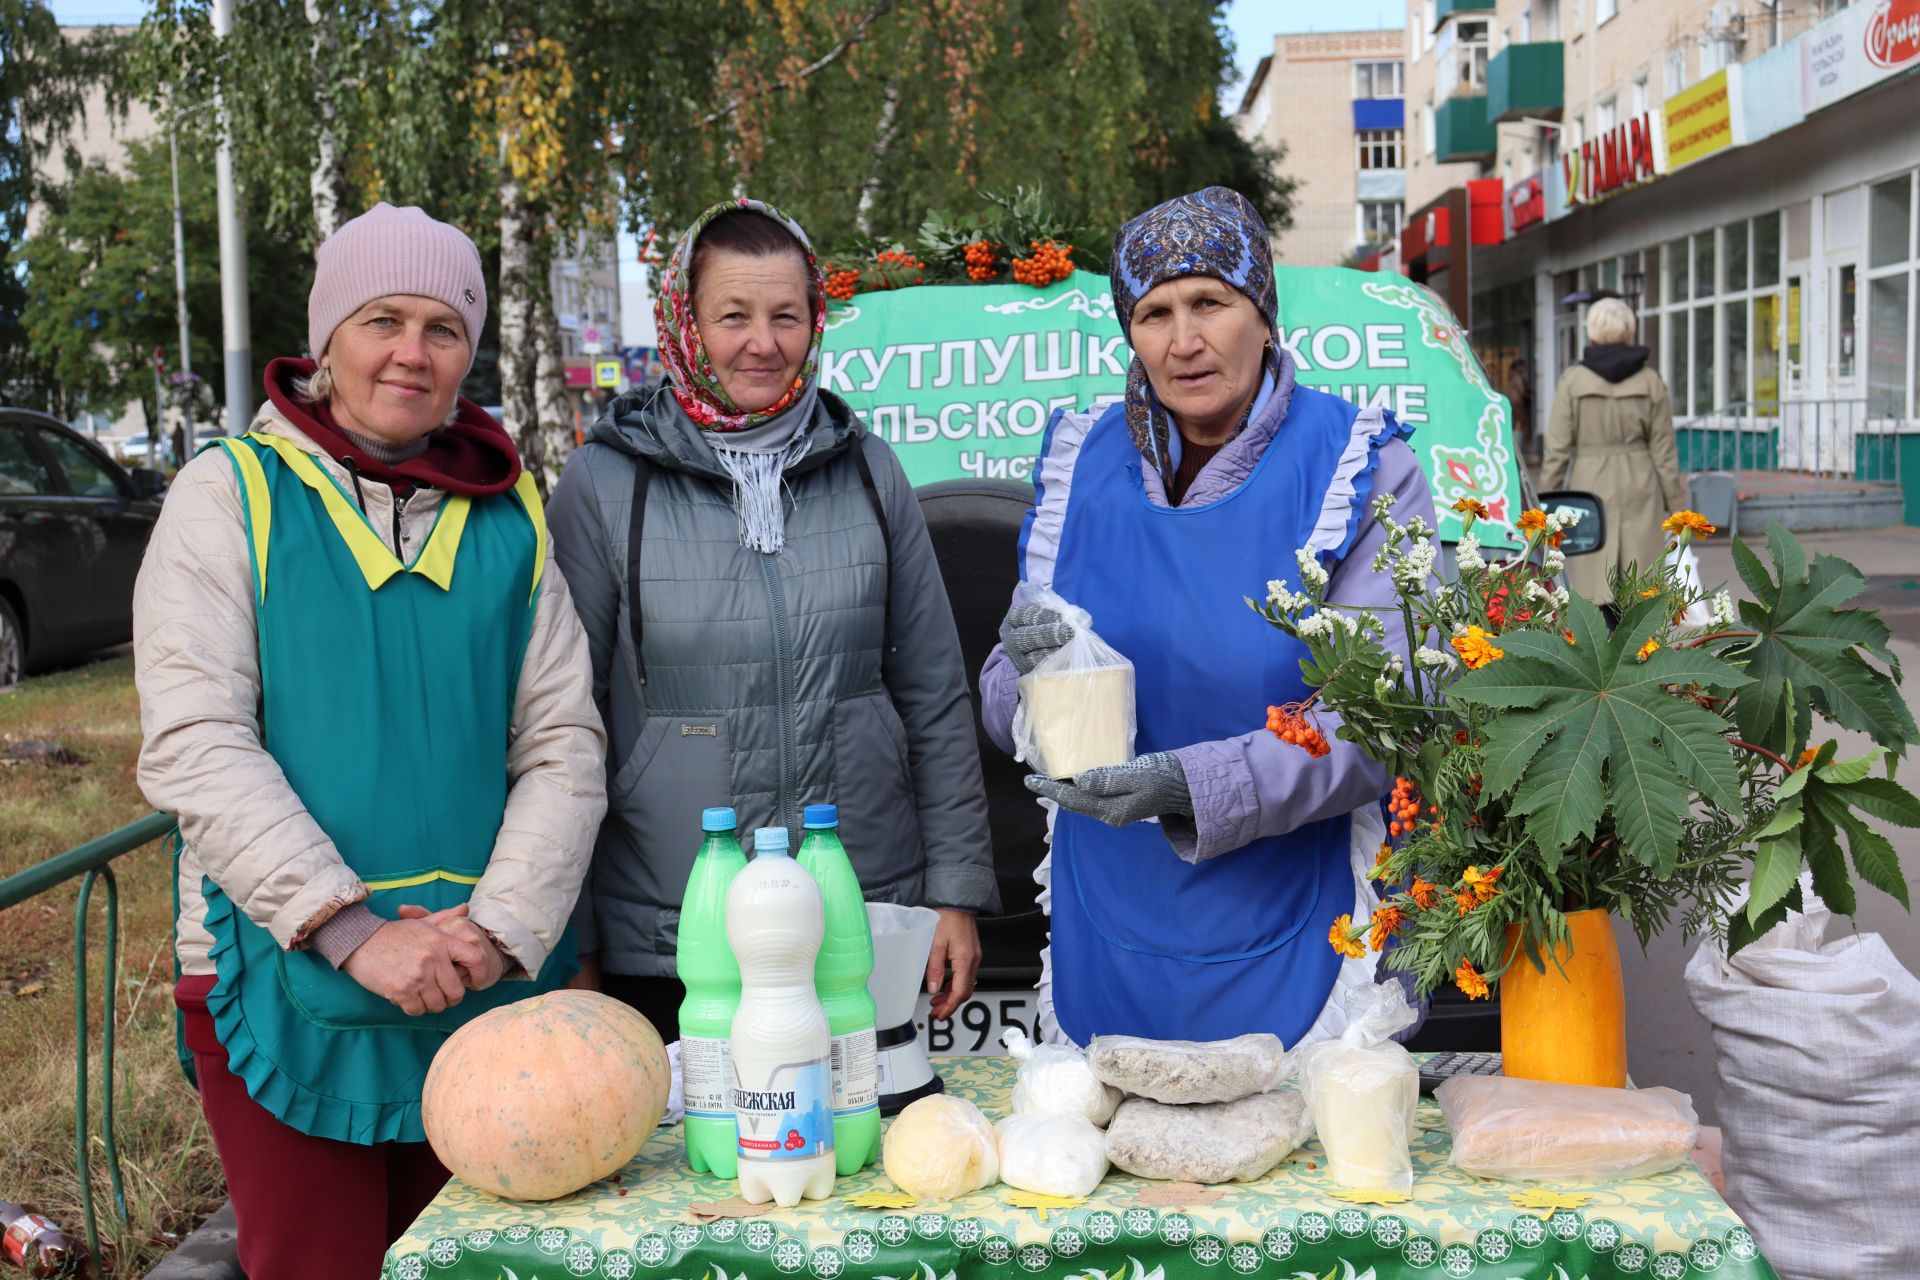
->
[134, 404, 607, 978]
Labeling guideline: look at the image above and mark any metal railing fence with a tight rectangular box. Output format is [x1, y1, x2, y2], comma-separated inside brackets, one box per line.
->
[1677, 398, 1904, 538]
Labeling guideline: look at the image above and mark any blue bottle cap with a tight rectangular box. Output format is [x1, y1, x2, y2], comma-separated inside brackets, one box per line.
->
[753, 827, 790, 856]
[701, 807, 737, 833]
[802, 804, 839, 829]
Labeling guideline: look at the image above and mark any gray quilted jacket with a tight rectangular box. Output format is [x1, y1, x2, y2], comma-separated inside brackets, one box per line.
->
[548, 383, 1000, 976]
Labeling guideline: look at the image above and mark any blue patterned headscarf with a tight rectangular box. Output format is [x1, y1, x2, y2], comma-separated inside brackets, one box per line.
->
[1110, 186, 1281, 483]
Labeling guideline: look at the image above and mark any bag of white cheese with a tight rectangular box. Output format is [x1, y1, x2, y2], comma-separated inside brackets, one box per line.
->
[1010, 585, 1135, 780]
[996, 1113, 1110, 1198]
[1297, 983, 1420, 1196]
[1003, 1027, 1120, 1126]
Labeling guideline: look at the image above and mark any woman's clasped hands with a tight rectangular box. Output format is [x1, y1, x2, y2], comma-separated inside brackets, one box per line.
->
[340, 903, 507, 1015]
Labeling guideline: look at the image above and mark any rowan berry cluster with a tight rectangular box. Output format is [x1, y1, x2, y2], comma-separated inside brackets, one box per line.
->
[1265, 704, 1330, 757]
[1388, 776, 1440, 837]
[962, 240, 1002, 281]
[1012, 239, 1074, 286]
[824, 268, 862, 301]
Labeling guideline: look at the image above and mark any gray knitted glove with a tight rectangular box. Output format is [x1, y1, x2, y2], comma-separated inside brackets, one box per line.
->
[999, 602, 1076, 675]
[1025, 752, 1194, 827]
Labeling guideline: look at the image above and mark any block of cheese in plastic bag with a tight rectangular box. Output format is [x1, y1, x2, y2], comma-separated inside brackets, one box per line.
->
[1296, 984, 1420, 1195]
[1437, 1074, 1699, 1182]
[881, 1095, 999, 1201]
[995, 1113, 1110, 1198]
[1086, 1032, 1290, 1105]
[1010, 587, 1136, 780]
[1104, 1091, 1312, 1184]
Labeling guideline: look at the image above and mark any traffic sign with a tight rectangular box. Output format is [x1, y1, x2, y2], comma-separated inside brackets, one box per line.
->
[594, 360, 621, 388]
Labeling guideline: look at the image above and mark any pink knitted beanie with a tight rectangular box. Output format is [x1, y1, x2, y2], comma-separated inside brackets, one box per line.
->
[307, 203, 488, 372]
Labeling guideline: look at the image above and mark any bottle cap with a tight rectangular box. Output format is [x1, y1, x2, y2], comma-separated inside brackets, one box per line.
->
[753, 827, 790, 857]
[802, 804, 839, 829]
[701, 807, 737, 833]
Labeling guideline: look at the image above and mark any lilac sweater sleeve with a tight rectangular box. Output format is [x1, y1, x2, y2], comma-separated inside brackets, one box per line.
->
[1162, 441, 1435, 862]
[979, 641, 1021, 756]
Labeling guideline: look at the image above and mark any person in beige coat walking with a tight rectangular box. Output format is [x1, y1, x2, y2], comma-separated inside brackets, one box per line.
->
[1541, 297, 1685, 605]
[134, 204, 606, 1280]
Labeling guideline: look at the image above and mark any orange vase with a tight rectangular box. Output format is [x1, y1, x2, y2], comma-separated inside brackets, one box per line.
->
[1500, 908, 1628, 1088]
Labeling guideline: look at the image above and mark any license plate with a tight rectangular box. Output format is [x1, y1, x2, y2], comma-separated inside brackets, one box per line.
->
[912, 989, 1041, 1056]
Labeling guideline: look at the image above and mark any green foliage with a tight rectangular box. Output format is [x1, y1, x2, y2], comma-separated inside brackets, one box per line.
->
[1257, 508, 1917, 1000]
[0, 2, 123, 409]
[10, 135, 310, 423]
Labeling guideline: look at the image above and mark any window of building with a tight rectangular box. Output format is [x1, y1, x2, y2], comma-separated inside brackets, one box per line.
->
[1437, 19, 1490, 99]
[1423, 99, 1436, 155]
[1597, 0, 1617, 23]
[1641, 216, 1794, 416]
[1359, 201, 1403, 246]
[1538, 0, 1560, 39]
[1632, 75, 1649, 118]
[1357, 129, 1405, 169]
[1595, 96, 1617, 136]
[1666, 46, 1687, 95]
[1355, 61, 1405, 98]
[1866, 170, 1919, 419]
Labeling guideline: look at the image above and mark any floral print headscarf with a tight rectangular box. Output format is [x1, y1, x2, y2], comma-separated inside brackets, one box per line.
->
[654, 196, 828, 433]
[1109, 186, 1282, 484]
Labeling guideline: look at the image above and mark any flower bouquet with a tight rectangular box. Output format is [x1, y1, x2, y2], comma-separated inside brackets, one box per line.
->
[1252, 500, 1918, 1005]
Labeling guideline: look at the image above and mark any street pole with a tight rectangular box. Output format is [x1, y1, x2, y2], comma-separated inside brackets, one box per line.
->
[168, 126, 194, 437]
[212, 0, 253, 436]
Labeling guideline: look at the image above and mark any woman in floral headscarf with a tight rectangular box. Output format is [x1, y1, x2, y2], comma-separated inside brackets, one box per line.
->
[978, 187, 1436, 1049]
[548, 198, 998, 1039]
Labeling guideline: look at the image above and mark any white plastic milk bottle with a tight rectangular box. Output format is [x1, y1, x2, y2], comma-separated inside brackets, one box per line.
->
[727, 827, 836, 1206]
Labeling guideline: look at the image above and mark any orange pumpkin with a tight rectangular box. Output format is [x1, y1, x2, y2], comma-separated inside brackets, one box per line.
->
[422, 991, 670, 1200]
[1500, 908, 1628, 1088]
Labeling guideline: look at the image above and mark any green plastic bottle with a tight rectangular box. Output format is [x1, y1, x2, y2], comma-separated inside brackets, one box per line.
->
[796, 803, 881, 1173]
[676, 806, 748, 1177]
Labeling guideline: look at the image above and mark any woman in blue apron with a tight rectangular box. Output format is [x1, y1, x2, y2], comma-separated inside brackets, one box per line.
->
[134, 204, 606, 1280]
[977, 187, 1434, 1050]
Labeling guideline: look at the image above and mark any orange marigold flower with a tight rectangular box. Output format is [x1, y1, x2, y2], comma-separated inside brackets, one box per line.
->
[1451, 496, 1488, 519]
[1794, 747, 1819, 771]
[1455, 889, 1480, 916]
[1369, 842, 1394, 880]
[1518, 508, 1549, 535]
[1409, 877, 1440, 910]
[1368, 905, 1408, 952]
[1463, 863, 1504, 902]
[1636, 637, 1661, 662]
[1451, 625, 1506, 669]
[1662, 510, 1717, 539]
[1639, 587, 1661, 599]
[1328, 914, 1368, 960]
[1455, 958, 1491, 1000]
[1563, 629, 1578, 645]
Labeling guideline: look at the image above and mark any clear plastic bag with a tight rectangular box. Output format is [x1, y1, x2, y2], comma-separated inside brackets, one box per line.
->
[1086, 1032, 1291, 1105]
[995, 1113, 1111, 1198]
[1105, 1091, 1313, 1184]
[1011, 585, 1136, 780]
[1003, 1027, 1121, 1126]
[1436, 1074, 1699, 1183]
[1296, 984, 1420, 1195]
[881, 1095, 1000, 1201]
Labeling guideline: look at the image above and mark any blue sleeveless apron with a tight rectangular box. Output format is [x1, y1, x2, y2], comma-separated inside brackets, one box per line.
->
[1028, 390, 1398, 1047]
[199, 432, 574, 1144]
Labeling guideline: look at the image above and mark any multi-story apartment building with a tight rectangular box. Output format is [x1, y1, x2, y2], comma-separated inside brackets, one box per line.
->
[1394, 0, 1920, 455]
[1234, 30, 1408, 266]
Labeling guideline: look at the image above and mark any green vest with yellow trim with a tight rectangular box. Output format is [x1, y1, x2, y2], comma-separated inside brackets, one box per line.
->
[201, 431, 574, 1145]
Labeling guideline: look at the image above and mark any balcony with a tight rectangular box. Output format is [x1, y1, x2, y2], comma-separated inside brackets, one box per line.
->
[1486, 42, 1564, 123]
[1434, 0, 1494, 29]
[1436, 95, 1496, 162]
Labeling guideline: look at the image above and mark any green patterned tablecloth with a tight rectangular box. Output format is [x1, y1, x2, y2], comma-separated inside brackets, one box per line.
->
[385, 1056, 1777, 1280]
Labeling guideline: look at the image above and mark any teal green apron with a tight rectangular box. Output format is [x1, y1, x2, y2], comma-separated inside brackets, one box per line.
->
[201, 432, 575, 1145]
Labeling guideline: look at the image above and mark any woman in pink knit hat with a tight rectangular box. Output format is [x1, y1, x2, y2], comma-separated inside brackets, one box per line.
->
[133, 203, 607, 1278]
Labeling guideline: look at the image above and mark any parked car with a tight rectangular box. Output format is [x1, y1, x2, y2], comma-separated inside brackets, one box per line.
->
[0, 408, 167, 687]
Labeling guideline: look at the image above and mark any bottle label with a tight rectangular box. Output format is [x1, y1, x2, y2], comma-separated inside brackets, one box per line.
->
[734, 1055, 834, 1162]
[680, 1035, 734, 1117]
[829, 1028, 880, 1113]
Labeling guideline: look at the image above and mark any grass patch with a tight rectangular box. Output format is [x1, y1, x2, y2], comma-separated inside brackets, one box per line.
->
[1, 655, 225, 1277]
